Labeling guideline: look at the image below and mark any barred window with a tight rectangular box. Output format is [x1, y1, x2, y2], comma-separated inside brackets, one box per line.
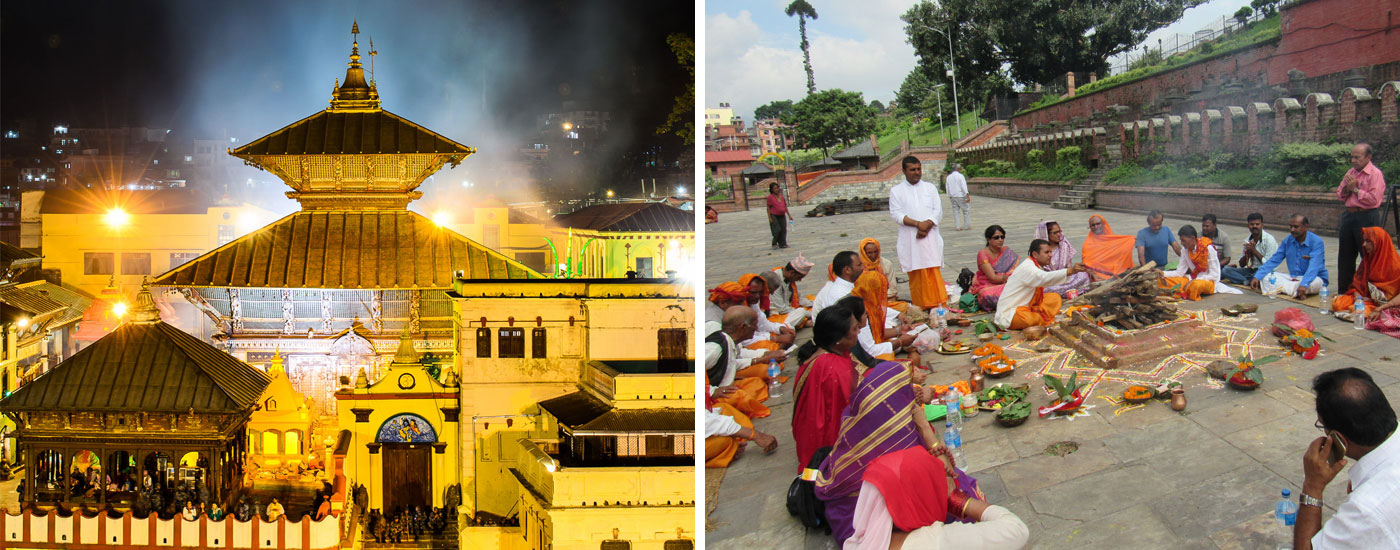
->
[476, 328, 491, 358]
[121, 253, 151, 275]
[531, 328, 547, 358]
[169, 252, 202, 267]
[645, 435, 675, 456]
[217, 224, 236, 245]
[499, 328, 525, 358]
[84, 253, 114, 275]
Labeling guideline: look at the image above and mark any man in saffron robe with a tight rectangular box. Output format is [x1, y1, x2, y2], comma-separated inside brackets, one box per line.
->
[1159, 225, 1242, 301]
[889, 156, 948, 310]
[738, 273, 796, 350]
[994, 239, 1087, 330]
[704, 371, 779, 468]
[705, 282, 748, 325]
[792, 307, 861, 472]
[705, 306, 783, 418]
[1081, 215, 1135, 280]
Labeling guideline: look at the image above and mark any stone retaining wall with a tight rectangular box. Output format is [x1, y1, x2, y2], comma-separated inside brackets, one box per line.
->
[1093, 187, 1342, 236]
[966, 179, 1071, 204]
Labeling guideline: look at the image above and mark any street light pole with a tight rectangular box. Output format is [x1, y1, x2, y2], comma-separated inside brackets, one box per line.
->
[919, 22, 961, 138]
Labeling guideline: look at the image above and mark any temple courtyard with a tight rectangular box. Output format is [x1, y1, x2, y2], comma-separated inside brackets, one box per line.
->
[705, 195, 1400, 550]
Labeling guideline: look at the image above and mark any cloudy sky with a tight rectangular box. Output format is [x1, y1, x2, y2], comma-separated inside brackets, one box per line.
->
[706, 0, 1252, 122]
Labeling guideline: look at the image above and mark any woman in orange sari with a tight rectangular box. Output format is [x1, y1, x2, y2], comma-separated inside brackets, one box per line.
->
[1081, 215, 1136, 280]
[858, 238, 908, 312]
[1331, 226, 1400, 339]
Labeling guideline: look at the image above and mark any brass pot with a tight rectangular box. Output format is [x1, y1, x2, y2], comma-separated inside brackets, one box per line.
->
[1170, 387, 1187, 411]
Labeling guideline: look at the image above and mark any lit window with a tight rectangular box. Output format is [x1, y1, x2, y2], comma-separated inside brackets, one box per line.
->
[498, 328, 524, 358]
[475, 328, 491, 358]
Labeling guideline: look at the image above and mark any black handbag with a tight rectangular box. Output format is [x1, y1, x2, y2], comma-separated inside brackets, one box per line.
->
[785, 445, 833, 530]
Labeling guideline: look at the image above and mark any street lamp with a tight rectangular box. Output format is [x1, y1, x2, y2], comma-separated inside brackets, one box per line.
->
[605, 189, 614, 198]
[917, 22, 961, 138]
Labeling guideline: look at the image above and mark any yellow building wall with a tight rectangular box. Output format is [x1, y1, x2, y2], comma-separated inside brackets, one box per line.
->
[549, 229, 696, 279]
[334, 367, 461, 513]
[433, 206, 555, 276]
[39, 204, 276, 298]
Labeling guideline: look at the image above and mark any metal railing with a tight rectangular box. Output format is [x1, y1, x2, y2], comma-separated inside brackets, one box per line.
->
[1108, 10, 1271, 76]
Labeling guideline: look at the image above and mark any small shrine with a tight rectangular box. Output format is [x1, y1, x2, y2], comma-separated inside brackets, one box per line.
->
[247, 350, 315, 469]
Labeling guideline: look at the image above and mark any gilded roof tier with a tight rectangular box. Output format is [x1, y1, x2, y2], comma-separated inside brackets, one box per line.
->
[153, 210, 541, 289]
[230, 110, 473, 157]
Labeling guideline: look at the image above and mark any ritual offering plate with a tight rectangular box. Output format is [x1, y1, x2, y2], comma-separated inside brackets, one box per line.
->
[977, 384, 1028, 410]
[936, 340, 972, 355]
[982, 362, 1014, 378]
[1122, 385, 1156, 404]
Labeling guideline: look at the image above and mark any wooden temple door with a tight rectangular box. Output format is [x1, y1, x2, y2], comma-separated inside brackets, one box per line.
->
[382, 443, 431, 514]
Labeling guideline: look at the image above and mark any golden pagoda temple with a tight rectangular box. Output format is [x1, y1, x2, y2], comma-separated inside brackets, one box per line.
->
[152, 22, 541, 419]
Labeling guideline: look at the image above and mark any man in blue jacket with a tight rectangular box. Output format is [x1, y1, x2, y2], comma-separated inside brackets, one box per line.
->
[1250, 214, 1329, 299]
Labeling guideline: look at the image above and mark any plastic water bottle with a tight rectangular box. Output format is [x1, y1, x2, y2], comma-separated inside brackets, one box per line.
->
[1267, 273, 1278, 298]
[1319, 286, 1329, 315]
[943, 420, 966, 467]
[1355, 295, 1367, 330]
[944, 388, 963, 431]
[935, 305, 950, 333]
[767, 359, 783, 398]
[1275, 489, 1297, 548]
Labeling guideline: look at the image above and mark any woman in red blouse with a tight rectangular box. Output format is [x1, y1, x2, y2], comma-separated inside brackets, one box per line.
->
[767, 182, 792, 249]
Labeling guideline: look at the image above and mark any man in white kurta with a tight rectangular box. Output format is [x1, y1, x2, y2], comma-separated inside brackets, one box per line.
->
[945, 164, 971, 231]
[1159, 225, 1243, 301]
[995, 240, 1086, 330]
[889, 157, 948, 310]
[811, 250, 864, 318]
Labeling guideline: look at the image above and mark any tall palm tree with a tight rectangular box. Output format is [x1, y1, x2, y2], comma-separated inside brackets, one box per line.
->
[785, 0, 818, 96]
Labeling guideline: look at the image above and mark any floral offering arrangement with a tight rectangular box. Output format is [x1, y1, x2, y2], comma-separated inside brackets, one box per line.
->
[1272, 324, 1332, 360]
[1121, 385, 1156, 404]
[973, 343, 1017, 376]
[1227, 353, 1278, 390]
[1039, 372, 1085, 417]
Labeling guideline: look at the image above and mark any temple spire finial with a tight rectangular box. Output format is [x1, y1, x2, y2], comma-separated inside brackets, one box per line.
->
[328, 20, 380, 112]
[128, 277, 162, 325]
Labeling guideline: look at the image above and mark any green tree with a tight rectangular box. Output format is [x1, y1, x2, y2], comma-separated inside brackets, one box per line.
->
[785, 0, 819, 96]
[754, 99, 795, 122]
[790, 89, 876, 157]
[893, 67, 948, 119]
[657, 33, 694, 145]
[1233, 6, 1253, 24]
[901, 1, 1012, 116]
[869, 100, 886, 113]
[904, 0, 1204, 92]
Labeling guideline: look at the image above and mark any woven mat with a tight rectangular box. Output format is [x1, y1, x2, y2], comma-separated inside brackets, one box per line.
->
[1221, 282, 1323, 308]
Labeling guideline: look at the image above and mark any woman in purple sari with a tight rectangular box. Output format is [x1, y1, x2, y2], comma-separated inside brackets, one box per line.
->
[970, 225, 1017, 311]
[1036, 220, 1092, 297]
[813, 361, 982, 545]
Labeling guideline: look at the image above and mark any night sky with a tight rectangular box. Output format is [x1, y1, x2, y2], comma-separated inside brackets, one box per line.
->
[1, 0, 693, 202]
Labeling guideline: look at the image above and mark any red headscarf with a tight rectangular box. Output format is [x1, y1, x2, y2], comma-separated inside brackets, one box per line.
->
[861, 447, 949, 533]
[708, 282, 747, 305]
[738, 273, 771, 312]
[1353, 226, 1400, 299]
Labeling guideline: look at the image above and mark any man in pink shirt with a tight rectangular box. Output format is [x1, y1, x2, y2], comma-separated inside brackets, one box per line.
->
[1335, 143, 1387, 294]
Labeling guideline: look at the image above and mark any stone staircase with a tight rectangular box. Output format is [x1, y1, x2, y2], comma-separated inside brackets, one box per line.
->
[1050, 166, 1108, 210]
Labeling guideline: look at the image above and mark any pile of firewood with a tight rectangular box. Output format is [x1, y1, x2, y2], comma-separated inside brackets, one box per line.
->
[1064, 262, 1182, 330]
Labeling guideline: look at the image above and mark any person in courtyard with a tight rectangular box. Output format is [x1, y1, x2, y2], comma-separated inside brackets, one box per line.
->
[944, 163, 971, 231]
[1334, 143, 1386, 296]
[970, 225, 1017, 311]
[994, 239, 1087, 330]
[1294, 367, 1399, 549]
[849, 272, 917, 361]
[1081, 214, 1136, 280]
[706, 205, 719, 224]
[843, 447, 1031, 550]
[182, 500, 198, 521]
[814, 360, 943, 545]
[1222, 213, 1279, 285]
[236, 498, 251, 521]
[1158, 225, 1241, 301]
[792, 307, 862, 473]
[1036, 220, 1092, 298]
[1330, 226, 1400, 338]
[889, 156, 949, 310]
[738, 272, 797, 348]
[1250, 214, 1329, 299]
[763, 254, 816, 327]
[705, 307, 782, 419]
[858, 238, 907, 311]
[706, 281, 748, 325]
[1136, 210, 1181, 267]
[704, 378, 779, 467]
[813, 251, 865, 318]
[265, 498, 285, 522]
[209, 502, 224, 521]
[836, 296, 912, 368]
[1201, 213, 1232, 266]
[768, 181, 793, 249]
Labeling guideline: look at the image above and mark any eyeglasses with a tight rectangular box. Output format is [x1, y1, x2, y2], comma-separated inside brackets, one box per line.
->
[1314, 419, 1327, 432]
[990, 235, 1005, 240]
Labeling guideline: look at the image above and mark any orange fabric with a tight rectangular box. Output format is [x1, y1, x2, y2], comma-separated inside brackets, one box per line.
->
[851, 271, 890, 342]
[709, 282, 747, 304]
[858, 238, 885, 275]
[745, 340, 782, 352]
[705, 402, 753, 468]
[738, 273, 771, 312]
[768, 312, 788, 326]
[1008, 291, 1062, 330]
[907, 267, 948, 309]
[1352, 226, 1400, 300]
[1331, 294, 1378, 316]
[828, 264, 836, 282]
[1082, 215, 1136, 280]
[773, 266, 803, 308]
[1160, 277, 1215, 301]
[716, 377, 771, 419]
[1188, 237, 1214, 278]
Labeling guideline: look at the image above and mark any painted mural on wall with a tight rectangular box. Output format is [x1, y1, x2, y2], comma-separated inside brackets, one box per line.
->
[376, 413, 437, 443]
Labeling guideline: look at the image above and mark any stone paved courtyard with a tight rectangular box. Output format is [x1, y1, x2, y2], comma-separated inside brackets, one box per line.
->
[704, 195, 1400, 550]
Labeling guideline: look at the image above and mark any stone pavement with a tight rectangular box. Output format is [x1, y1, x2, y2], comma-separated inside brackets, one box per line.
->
[705, 196, 1400, 550]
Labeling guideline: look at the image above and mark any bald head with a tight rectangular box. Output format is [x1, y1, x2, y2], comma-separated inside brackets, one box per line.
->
[721, 305, 759, 342]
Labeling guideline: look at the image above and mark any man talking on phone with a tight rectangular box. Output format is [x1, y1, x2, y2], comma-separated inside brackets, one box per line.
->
[1295, 367, 1399, 549]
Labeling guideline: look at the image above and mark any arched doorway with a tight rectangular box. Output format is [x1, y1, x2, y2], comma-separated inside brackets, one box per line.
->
[376, 413, 437, 515]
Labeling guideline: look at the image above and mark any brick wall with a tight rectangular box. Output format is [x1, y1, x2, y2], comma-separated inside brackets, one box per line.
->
[1093, 187, 1344, 236]
[966, 179, 1071, 204]
[800, 152, 947, 203]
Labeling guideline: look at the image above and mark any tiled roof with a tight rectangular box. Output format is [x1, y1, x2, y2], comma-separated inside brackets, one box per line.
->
[538, 391, 693, 434]
[0, 281, 91, 326]
[0, 321, 270, 413]
[704, 150, 754, 164]
[27, 282, 94, 325]
[0, 284, 66, 318]
[232, 110, 473, 156]
[0, 242, 40, 267]
[552, 203, 693, 232]
[152, 210, 540, 289]
[832, 141, 877, 159]
[740, 162, 775, 175]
